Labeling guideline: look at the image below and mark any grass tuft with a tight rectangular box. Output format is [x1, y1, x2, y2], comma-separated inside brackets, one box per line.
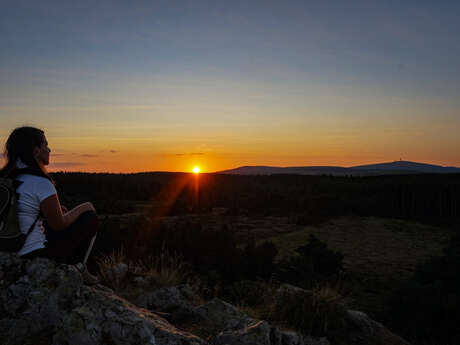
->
[133, 244, 189, 288]
[275, 285, 347, 336]
[96, 248, 129, 290]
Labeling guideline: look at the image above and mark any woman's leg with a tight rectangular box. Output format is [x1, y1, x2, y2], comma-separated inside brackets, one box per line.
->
[45, 211, 98, 265]
[82, 233, 97, 266]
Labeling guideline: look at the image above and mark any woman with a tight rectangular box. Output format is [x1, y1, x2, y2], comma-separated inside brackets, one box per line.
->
[1, 126, 99, 284]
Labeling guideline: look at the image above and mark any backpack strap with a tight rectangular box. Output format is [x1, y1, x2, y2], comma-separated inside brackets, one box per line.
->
[26, 212, 42, 236]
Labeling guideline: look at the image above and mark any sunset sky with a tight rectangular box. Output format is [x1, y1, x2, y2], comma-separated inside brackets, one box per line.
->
[1, 0, 459, 172]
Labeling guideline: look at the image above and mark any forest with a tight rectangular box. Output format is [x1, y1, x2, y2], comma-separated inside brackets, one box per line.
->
[53, 171, 460, 224]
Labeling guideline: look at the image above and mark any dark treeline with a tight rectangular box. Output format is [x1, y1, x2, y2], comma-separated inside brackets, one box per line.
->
[52, 172, 460, 224]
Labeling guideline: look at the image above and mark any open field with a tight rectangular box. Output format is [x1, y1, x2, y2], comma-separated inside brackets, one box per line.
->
[268, 216, 452, 318]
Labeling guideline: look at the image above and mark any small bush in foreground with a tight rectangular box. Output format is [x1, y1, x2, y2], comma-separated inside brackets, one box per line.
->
[277, 234, 344, 288]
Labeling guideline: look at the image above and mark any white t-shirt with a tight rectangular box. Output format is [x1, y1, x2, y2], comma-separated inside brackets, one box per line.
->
[16, 174, 57, 256]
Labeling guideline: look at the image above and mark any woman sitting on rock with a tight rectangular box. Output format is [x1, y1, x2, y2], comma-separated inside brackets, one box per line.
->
[1, 126, 99, 284]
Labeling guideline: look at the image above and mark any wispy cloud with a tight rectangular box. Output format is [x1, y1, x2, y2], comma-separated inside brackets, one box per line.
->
[166, 152, 205, 157]
[49, 162, 85, 168]
[80, 154, 98, 158]
[110, 150, 118, 153]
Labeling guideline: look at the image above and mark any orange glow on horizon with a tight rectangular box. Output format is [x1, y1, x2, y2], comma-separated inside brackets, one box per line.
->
[193, 166, 201, 174]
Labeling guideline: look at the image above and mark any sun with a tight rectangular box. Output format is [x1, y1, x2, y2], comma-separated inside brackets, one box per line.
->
[192, 166, 201, 174]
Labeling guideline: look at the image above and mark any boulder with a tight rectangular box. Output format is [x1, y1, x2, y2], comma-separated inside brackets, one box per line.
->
[194, 298, 253, 331]
[111, 262, 129, 281]
[0, 252, 206, 345]
[137, 286, 202, 323]
[328, 310, 412, 345]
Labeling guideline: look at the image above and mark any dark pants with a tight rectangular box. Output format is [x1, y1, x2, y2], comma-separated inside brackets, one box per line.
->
[22, 211, 98, 264]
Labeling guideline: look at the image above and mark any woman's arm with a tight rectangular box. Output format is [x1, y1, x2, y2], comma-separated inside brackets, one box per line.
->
[41, 194, 96, 231]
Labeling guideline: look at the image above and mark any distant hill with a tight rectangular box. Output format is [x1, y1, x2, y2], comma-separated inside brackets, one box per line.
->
[218, 161, 460, 176]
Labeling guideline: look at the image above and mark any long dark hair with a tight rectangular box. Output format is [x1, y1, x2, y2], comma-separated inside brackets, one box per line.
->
[1, 126, 52, 181]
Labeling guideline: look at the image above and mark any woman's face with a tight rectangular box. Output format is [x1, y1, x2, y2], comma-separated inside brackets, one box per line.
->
[34, 136, 51, 166]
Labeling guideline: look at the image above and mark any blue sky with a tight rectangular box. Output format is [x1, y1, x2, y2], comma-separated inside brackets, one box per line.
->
[1, 0, 459, 172]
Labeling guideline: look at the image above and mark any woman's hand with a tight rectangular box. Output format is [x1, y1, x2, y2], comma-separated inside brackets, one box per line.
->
[80, 202, 96, 213]
[61, 205, 68, 213]
[41, 197, 96, 231]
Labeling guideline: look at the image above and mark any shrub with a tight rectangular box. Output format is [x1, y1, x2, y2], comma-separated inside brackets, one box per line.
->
[277, 234, 344, 287]
[241, 240, 278, 279]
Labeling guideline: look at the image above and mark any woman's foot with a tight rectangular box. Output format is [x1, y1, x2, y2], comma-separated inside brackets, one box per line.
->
[74, 262, 100, 285]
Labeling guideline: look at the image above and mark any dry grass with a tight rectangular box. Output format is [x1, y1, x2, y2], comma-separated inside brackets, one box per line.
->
[96, 248, 129, 290]
[132, 244, 189, 288]
[95, 244, 190, 301]
[274, 285, 347, 336]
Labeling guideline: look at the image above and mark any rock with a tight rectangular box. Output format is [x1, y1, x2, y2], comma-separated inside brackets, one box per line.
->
[0, 250, 23, 282]
[178, 284, 202, 305]
[214, 319, 330, 345]
[105, 262, 129, 283]
[194, 298, 253, 331]
[194, 298, 328, 345]
[327, 309, 412, 345]
[277, 329, 330, 345]
[137, 286, 202, 323]
[0, 252, 206, 345]
[133, 276, 149, 287]
[215, 320, 272, 345]
[276, 283, 307, 297]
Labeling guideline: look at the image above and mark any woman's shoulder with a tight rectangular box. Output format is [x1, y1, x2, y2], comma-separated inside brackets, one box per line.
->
[17, 174, 56, 193]
[17, 173, 52, 183]
[17, 174, 57, 202]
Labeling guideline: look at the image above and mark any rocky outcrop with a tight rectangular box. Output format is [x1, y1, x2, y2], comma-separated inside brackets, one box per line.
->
[0, 252, 205, 345]
[0, 252, 411, 345]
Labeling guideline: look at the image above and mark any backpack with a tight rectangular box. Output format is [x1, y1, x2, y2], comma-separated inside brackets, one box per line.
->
[0, 169, 42, 252]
